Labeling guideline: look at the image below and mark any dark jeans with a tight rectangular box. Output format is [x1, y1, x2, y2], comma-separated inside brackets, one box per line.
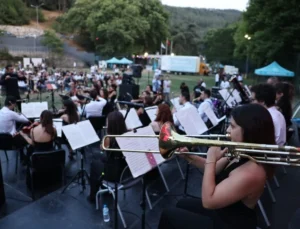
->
[158, 199, 214, 229]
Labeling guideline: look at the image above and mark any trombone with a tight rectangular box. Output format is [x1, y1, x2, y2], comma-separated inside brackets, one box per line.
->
[102, 122, 300, 167]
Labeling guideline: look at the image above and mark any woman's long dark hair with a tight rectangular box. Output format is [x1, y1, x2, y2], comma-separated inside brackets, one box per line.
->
[275, 82, 292, 127]
[40, 110, 55, 137]
[231, 104, 275, 177]
[63, 100, 79, 124]
[231, 104, 275, 145]
[93, 82, 101, 96]
[107, 111, 127, 135]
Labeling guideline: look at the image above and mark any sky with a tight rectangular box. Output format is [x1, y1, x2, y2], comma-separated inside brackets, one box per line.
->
[161, 0, 248, 11]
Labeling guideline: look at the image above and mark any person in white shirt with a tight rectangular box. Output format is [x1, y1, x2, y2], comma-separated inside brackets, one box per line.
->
[0, 96, 29, 135]
[172, 91, 193, 132]
[215, 72, 220, 87]
[251, 83, 286, 146]
[196, 89, 213, 123]
[163, 75, 171, 101]
[85, 89, 107, 118]
[220, 77, 230, 89]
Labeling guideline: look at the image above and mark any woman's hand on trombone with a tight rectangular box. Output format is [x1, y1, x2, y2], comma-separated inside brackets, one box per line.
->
[207, 147, 228, 163]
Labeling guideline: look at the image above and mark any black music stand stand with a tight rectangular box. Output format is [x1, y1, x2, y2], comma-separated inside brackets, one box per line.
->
[61, 147, 90, 193]
[49, 89, 58, 113]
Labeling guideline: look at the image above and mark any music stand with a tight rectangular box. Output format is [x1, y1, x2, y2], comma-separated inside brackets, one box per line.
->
[61, 120, 100, 193]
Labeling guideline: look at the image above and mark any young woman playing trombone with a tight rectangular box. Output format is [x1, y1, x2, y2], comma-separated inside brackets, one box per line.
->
[158, 104, 276, 229]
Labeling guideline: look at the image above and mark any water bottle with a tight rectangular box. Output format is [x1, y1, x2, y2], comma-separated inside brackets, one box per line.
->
[103, 204, 110, 222]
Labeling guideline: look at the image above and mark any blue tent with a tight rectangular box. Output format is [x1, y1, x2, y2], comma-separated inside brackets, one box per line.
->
[255, 61, 295, 77]
[119, 57, 133, 65]
[106, 57, 121, 64]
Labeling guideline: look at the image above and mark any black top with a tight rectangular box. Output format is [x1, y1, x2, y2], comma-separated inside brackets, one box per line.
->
[104, 138, 127, 182]
[32, 128, 54, 152]
[214, 159, 257, 229]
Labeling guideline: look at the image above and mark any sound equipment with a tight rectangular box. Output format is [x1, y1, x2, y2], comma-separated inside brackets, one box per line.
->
[122, 73, 135, 85]
[131, 64, 143, 78]
[211, 87, 222, 99]
[119, 84, 139, 101]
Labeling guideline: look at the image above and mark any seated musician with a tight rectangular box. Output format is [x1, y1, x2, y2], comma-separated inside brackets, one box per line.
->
[60, 99, 80, 159]
[85, 89, 107, 118]
[20, 110, 56, 156]
[275, 82, 293, 128]
[137, 95, 153, 127]
[108, 84, 117, 104]
[172, 91, 193, 132]
[150, 104, 173, 133]
[100, 88, 114, 116]
[0, 96, 29, 158]
[159, 104, 275, 229]
[153, 88, 164, 106]
[251, 83, 286, 146]
[88, 111, 128, 202]
[196, 89, 213, 123]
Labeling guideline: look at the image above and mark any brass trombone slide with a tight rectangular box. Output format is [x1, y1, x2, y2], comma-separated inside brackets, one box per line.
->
[102, 122, 300, 167]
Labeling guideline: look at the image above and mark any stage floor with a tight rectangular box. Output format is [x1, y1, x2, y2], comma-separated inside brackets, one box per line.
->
[0, 144, 299, 229]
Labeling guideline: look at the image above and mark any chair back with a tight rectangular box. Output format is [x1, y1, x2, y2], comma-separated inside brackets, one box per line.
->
[31, 149, 65, 170]
[89, 116, 106, 132]
[0, 133, 14, 150]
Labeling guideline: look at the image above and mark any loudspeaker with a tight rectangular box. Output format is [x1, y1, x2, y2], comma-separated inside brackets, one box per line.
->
[119, 84, 140, 101]
[122, 73, 134, 85]
[131, 64, 143, 78]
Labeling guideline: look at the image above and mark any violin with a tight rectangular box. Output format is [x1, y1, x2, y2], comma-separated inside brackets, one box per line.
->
[21, 122, 40, 134]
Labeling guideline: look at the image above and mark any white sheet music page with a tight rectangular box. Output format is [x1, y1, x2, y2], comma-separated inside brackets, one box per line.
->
[53, 120, 63, 138]
[218, 89, 236, 108]
[62, 124, 83, 150]
[176, 106, 208, 135]
[120, 108, 142, 130]
[21, 103, 35, 118]
[116, 126, 164, 178]
[202, 103, 219, 126]
[62, 120, 99, 150]
[171, 97, 183, 111]
[77, 120, 100, 146]
[145, 106, 158, 122]
[231, 89, 242, 103]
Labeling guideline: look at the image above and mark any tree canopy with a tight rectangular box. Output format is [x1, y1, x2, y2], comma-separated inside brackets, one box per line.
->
[60, 0, 168, 56]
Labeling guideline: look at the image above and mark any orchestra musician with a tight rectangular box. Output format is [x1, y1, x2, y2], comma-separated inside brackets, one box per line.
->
[172, 91, 193, 133]
[275, 82, 293, 128]
[20, 110, 56, 160]
[195, 89, 213, 123]
[0, 96, 29, 162]
[0, 64, 27, 111]
[88, 111, 128, 202]
[84, 89, 107, 118]
[251, 83, 286, 146]
[150, 104, 173, 133]
[158, 104, 276, 229]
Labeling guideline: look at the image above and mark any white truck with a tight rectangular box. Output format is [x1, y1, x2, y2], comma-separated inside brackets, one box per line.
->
[224, 65, 239, 75]
[161, 56, 200, 74]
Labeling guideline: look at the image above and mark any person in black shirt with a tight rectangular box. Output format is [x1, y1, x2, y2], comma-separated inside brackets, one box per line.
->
[0, 65, 26, 111]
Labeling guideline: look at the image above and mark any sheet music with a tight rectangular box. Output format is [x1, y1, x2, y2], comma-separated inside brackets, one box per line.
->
[218, 89, 237, 108]
[119, 108, 143, 130]
[18, 81, 26, 87]
[230, 89, 242, 103]
[21, 102, 48, 118]
[71, 96, 79, 101]
[176, 106, 208, 135]
[116, 126, 165, 178]
[171, 97, 183, 111]
[145, 106, 158, 122]
[62, 120, 99, 150]
[202, 103, 219, 126]
[46, 84, 57, 90]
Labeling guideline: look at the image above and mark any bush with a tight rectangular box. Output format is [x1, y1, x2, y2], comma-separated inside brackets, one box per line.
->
[0, 0, 30, 25]
[41, 30, 64, 54]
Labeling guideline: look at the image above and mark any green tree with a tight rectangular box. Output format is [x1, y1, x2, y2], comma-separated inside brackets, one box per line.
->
[0, 0, 30, 25]
[235, 0, 300, 68]
[60, 0, 168, 56]
[41, 30, 64, 54]
[203, 25, 237, 64]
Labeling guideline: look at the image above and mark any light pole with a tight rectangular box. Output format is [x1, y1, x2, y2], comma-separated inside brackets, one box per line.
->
[33, 34, 36, 54]
[31, 3, 44, 28]
[244, 34, 251, 78]
[144, 52, 149, 84]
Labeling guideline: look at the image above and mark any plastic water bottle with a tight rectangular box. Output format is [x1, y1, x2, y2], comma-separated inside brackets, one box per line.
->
[103, 205, 110, 222]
